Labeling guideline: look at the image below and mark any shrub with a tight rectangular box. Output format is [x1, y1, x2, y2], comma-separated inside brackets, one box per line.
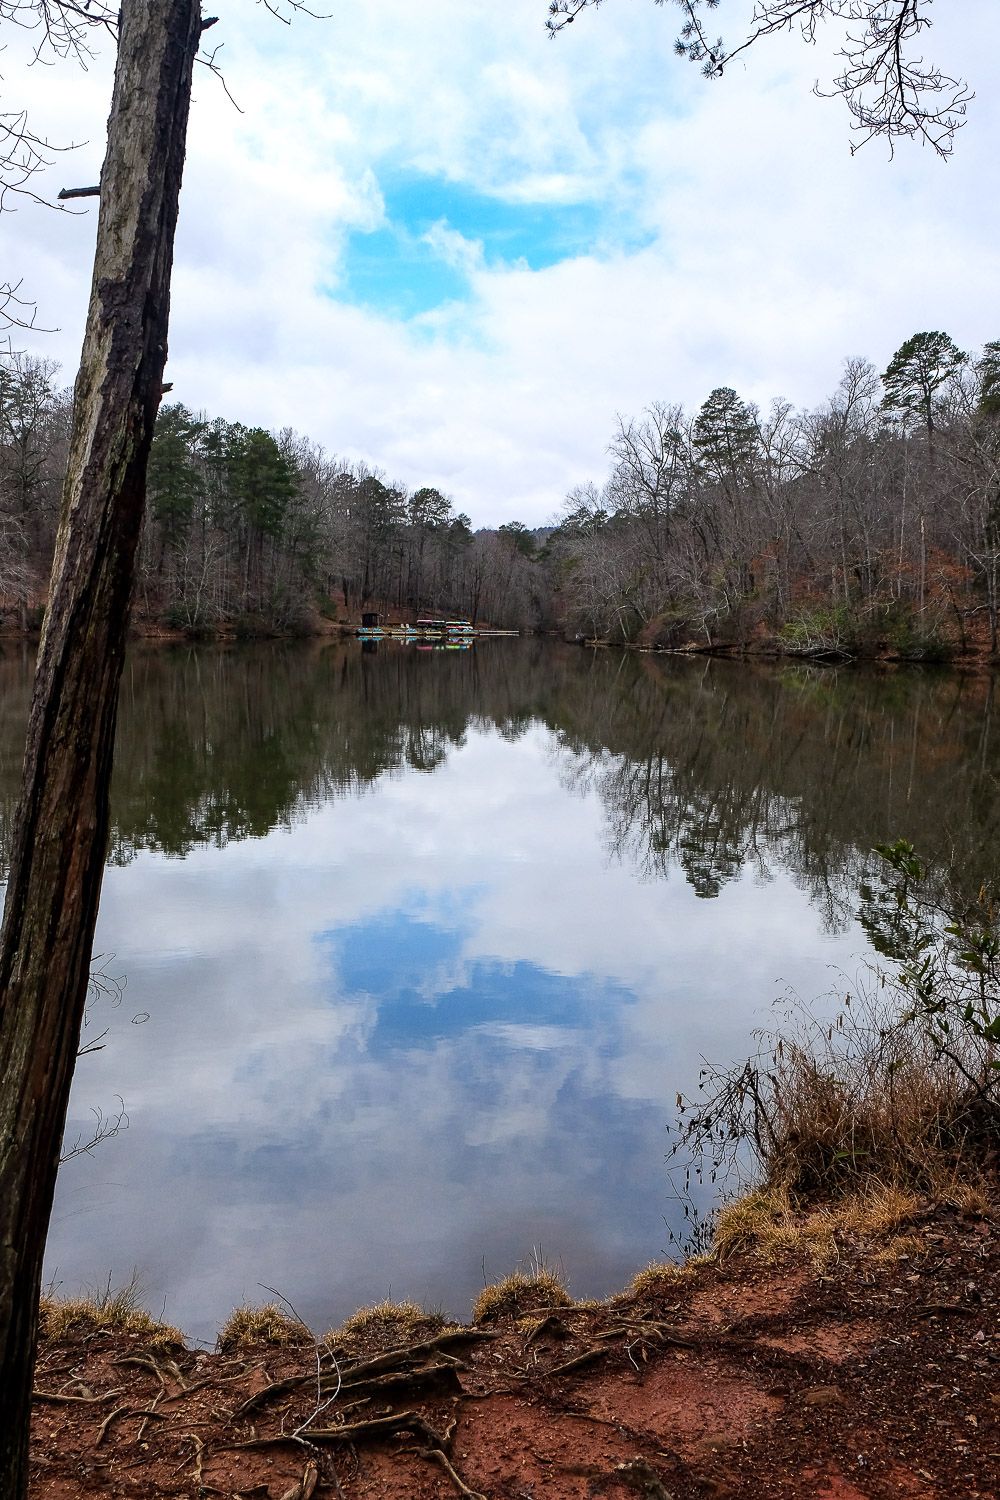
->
[779, 603, 861, 658]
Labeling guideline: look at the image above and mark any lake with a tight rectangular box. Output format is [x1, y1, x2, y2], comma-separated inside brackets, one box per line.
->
[1, 640, 997, 1345]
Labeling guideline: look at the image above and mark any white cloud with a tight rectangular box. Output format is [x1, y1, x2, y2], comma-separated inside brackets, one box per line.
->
[421, 219, 485, 274]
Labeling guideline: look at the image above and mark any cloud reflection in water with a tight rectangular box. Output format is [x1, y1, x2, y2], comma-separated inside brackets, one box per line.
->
[43, 697, 862, 1345]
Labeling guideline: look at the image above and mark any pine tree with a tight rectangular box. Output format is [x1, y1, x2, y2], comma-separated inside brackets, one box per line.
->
[881, 331, 966, 450]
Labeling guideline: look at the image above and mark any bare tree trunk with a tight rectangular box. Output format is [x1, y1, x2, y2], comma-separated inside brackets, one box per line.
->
[0, 5, 200, 1495]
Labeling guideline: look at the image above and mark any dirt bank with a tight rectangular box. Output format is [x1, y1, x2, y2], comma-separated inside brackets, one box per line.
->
[29, 1203, 999, 1500]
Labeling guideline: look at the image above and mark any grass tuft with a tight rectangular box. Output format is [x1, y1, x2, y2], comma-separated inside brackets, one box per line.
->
[327, 1300, 445, 1351]
[870, 1233, 926, 1265]
[39, 1272, 182, 1349]
[472, 1270, 571, 1324]
[628, 1261, 696, 1300]
[218, 1303, 311, 1353]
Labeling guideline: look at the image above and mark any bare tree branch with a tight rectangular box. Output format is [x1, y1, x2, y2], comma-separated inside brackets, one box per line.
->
[547, 0, 973, 157]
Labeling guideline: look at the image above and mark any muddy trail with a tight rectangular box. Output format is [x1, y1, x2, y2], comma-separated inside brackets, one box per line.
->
[29, 1207, 999, 1500]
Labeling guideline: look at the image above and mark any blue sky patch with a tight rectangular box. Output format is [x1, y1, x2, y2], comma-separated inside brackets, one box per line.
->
[340, 226, 469, 320]
[326, 909, 634, 1052]
[338, 171, 645, 318]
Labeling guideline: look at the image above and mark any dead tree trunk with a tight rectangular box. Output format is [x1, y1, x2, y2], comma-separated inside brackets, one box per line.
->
[0, 4, 201, 1495]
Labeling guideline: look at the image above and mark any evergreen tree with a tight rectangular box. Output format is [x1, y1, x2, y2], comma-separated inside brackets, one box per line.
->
[881, 330, 966, 449]
[977, 342, 1000, 422]
[692, 386, 759, 486]
[146, 404, 204, 555]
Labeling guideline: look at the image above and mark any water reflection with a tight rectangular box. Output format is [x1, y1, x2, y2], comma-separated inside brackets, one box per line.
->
[0, 642, 995, 1341]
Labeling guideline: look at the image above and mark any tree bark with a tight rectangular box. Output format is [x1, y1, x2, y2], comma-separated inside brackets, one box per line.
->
[0, 4, 201, 1495]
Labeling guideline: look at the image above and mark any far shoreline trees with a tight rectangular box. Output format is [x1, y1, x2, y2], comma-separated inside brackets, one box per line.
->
[4, 328, 999, 657]
[546, 330, 1000, 656]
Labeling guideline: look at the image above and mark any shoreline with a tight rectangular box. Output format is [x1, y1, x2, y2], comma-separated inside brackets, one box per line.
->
[31, 1194, 999, 1499]
[3, 616, 998, 671]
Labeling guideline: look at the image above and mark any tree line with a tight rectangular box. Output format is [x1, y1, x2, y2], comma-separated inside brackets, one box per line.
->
[0, 355, 546, 635]
[5, 332, 1000, 657]
[546, 332, 1000, 658]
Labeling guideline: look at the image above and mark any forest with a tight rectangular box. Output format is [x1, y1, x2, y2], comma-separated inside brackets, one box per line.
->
[1, 328, 998, 653]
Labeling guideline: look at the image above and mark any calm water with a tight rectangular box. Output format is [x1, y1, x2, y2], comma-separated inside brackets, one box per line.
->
[1, 640, 997, 1343]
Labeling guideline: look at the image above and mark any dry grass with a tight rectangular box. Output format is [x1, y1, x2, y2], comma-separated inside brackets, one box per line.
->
[764, 1041, 976, 1200]
[870, 1234, 926, 1265]
[676, 974, 998, 1215]
[39, 1274, 182, 1349]
[218, 1303, 311, 1353]
[327, 1300, 445, 1351]
[472, 1270, 571, 1324]
[628, 1261, 697, 1299]
[713, 1183, 924, 1266]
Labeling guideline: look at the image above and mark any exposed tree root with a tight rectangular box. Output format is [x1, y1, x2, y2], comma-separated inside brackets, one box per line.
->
[32, 1387, 124, 1405]
[543, 1347, 609, 1379]
[94, 1405, 130, 1445]
[614, 1458, 676, 1498]
[233, 1329, 491, 1418]
[420, 1446, 489, 1500]
[278, 1460, 318, 1500]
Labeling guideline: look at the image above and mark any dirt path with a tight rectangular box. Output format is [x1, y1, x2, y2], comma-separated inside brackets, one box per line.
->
[29, 1208, 998, 1500]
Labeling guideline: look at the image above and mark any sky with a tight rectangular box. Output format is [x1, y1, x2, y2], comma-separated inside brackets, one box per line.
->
[4, 0, 999, 526]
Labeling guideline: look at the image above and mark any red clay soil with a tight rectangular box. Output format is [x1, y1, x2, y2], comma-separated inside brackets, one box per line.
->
[28, 1207, 999, 1500]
